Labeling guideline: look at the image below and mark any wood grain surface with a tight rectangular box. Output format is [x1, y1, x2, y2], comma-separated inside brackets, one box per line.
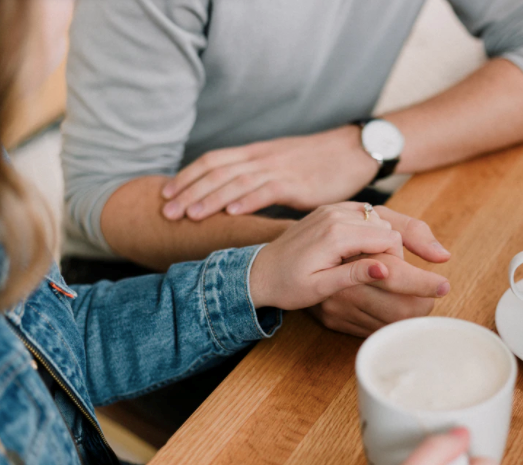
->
[150, 145, 523, 465]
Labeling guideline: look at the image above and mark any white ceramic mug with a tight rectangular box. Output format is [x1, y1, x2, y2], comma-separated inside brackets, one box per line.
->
[509, 251, 523, 301]
[356, 317, 517, 465]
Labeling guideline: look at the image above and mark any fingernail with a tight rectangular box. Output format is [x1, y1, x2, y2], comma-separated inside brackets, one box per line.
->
[437, 281, 451, 297]
[187, 202, 203, 217]
[162, 185, 176, 199]
[163, 201, 181, 219]
[432, 241, 451, 256]
[227, 202, 241, 215]
[368, 264, 385, 280]
[449, 427, 469, 439]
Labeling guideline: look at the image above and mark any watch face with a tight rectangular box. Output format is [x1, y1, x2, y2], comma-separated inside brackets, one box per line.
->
[361, 119, 404, 162]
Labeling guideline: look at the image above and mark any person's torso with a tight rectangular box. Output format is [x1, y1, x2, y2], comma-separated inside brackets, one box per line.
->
[183, 0, 427, 165]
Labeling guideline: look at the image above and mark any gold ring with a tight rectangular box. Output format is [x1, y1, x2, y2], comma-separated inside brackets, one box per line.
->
[363, 203, 373, 221]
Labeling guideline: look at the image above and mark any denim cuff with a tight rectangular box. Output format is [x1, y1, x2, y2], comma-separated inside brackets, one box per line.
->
[202, 245, 282, 353]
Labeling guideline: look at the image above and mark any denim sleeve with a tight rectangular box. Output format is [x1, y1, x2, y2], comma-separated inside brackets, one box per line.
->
[69, 245, 282, 406]
[448, 0, 523, 71]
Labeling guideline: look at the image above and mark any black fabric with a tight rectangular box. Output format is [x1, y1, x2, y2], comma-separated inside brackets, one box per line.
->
[256, 187, 390, 221]
[35, 359, 57, 395]
[80, 420, 120, 465]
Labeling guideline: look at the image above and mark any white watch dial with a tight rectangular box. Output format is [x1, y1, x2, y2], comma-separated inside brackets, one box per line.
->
[361, 119, 404, 162]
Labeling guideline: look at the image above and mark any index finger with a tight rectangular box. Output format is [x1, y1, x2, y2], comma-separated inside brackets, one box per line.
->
[374, 206, 451, 263]
[367, 253, 450, 298]
[162, 148, 250, 199]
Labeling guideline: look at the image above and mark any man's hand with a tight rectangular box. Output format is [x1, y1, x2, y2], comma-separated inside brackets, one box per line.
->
[309, 206, 451, 336]
[402, 428, 497, 465]
[161, 126, 378, 221]
[249, 202, 448, 311]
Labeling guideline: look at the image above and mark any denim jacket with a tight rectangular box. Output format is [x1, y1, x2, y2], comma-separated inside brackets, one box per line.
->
[0, 245, 281, 464]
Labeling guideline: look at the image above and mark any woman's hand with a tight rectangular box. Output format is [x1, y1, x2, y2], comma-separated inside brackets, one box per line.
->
[249, 202, 403, 310]
[161, 126, 378, 221]
[308, 206, 451, 337]
[403, 428, 497, 465]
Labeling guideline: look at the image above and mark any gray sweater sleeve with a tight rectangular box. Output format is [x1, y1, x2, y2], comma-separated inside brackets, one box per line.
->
[448, 0, 523, 70]
[61, 0, 209, 253]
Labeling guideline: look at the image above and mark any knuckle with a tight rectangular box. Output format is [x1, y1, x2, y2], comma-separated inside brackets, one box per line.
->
[315, 205, 330, 218]
[322, 316, 338, 331]
[200, 152, 216, 168]
[323, 207, 344, 223]
[177, 188, 196, 204]
[209, 167, 228, 183]
[236, 173, 254, 188]
[320, 301, 337, 318]
[324, 222, 344, 241]
[203, 191, 224, 208]
[406, 217, 430, 236]
[389, 229, 403, 244]
[312, 279, 329, 300]
[349, 264, 362, 286]
[380, 220, 392, 230]
[373, 205, 388, 216]
[266, 180, 285, 197]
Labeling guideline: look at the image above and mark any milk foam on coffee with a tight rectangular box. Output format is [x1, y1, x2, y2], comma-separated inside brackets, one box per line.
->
[367, 327, 511, 411]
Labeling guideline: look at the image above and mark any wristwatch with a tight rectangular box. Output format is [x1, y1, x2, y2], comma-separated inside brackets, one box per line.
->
[355, 118, 404, 184]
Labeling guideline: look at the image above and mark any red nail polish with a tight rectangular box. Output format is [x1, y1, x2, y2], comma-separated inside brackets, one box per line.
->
[368, 265, 385, 280]
[449, 427, 469, 439]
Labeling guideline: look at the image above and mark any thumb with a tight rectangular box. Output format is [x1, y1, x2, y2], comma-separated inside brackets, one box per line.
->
[402, 428, 470, 465]
[315, 259, 388, 297]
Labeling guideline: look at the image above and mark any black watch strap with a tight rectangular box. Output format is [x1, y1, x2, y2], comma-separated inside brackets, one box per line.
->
[353, 118, 400, 184]
[371, 158, 399, 184]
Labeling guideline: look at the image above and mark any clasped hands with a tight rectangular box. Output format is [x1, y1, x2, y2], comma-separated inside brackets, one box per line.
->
[248, 203, 450, 336]
[160, 128, 451, 335]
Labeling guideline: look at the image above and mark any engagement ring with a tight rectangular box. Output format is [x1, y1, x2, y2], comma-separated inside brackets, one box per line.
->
[363, 203, 373, 221]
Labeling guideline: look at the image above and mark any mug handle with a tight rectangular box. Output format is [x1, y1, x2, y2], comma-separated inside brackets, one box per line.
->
[509, 252, 523, 301]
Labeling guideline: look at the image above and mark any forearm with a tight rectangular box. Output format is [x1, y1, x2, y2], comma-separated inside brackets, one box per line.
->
[384, 58, 523, 174]
[70, 246, 281, 406]
[100, 175, 293, 270]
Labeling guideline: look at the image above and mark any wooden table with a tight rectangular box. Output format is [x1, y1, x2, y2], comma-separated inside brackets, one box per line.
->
[151, 145, 523, 465]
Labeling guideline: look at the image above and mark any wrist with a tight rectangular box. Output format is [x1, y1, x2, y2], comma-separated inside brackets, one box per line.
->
[335, 125, 380, 185]
[252, 218, 295, 244]
[249, 243, 276, 309]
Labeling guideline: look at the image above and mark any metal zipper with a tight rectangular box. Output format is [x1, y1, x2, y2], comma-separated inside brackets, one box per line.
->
[8, 323, 111, 449]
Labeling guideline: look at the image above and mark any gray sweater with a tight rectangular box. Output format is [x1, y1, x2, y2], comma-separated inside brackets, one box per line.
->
[61, 0, 523, 257]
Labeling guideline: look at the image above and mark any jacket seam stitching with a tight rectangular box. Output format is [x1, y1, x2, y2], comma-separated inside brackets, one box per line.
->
[26, 303, 82, 370]
[243, 247, 265, 338]
[202, 254, 233, 353]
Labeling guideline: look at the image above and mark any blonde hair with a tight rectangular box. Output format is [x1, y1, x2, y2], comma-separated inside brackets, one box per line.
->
[0, 0, 54, 309]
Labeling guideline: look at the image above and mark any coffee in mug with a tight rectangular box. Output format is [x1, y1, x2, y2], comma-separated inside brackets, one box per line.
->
[356, 317, 517, 465]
